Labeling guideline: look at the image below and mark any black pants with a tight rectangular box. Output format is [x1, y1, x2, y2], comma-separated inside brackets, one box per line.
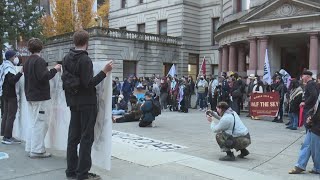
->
[116, 113, 139, 123]
[232, 97, 241, 115]
[139, 120, 152, 127]
[66, 105, 97, 180]
[1, 97, 18, 138]
[211, 95, 218, 111]
[0, 96, 4, 121]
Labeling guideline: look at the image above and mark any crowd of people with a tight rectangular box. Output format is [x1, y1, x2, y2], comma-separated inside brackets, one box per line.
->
[0, 29, 319, 179]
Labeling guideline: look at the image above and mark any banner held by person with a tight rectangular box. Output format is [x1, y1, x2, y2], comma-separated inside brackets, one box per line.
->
[263, 49, 272, 85]
[167, 64, 176, 77]
[200, 56, 206, 76]
[250, 92, 280, 117]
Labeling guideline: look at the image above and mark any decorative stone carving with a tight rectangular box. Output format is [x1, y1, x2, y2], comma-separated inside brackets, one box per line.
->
[253, 2, 319, 20]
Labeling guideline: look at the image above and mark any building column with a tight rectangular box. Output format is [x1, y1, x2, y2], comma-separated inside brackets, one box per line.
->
[218, 48, 222, 75]
[222, 45, 229, 73]
[238, 44, 246, 77]
[228, 43, 237, 72]
[248, 37, 257, 76]
[309, 32, 319, 75]
[257, 36, 269, 76]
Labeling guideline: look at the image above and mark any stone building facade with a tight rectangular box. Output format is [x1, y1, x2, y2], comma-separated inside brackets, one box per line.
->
[42, 28, 180, 80]
[109, 0, 221, 78]
[216, 0, 320, 78]
[43, 0, 320, 79]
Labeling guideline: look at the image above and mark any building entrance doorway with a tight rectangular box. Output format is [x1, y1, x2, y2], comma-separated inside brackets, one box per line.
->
[281, 46, 308, 78]
[188, 53, 199, 80]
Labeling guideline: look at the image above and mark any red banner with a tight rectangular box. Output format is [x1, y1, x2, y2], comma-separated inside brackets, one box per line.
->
[250, 92, 280, 117]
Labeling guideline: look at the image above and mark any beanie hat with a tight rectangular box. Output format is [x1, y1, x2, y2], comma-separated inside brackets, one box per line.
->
[5, 50, 16, 60]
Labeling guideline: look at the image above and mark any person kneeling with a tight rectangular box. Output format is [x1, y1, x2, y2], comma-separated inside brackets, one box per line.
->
[206, 102, 251, 161]
[139, 92, 155, 127]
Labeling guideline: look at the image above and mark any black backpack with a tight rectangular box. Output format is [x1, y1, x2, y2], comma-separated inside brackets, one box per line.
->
[61, 58, 81, 95]
[152, 99, 161, 117]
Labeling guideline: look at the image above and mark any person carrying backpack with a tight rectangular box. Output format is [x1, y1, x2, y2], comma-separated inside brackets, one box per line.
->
[139, 92, 156, 127]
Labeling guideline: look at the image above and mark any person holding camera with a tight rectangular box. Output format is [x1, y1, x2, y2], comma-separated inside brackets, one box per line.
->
[206, 102, 251, 161]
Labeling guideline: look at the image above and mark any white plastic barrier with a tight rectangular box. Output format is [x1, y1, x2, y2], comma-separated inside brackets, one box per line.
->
[12, 61, 112, 170]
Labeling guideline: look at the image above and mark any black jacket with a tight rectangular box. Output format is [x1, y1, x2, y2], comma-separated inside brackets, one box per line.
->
[2, 71, 23, 98]
[310, 104, 320, 136]
[288, 93, 303, 113]
[62, 49, 106, 107]
[303, 80, 319, 111]
[24, 55, 57, 101]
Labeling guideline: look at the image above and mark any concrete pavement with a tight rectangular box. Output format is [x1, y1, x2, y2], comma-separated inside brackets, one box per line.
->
[1, 109, 319, 180]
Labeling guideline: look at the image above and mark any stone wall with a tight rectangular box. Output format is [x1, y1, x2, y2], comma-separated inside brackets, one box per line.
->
[42, 28, 181, 80]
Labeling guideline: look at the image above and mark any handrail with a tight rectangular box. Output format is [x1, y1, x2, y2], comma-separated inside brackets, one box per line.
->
[46, 27, 181, 45]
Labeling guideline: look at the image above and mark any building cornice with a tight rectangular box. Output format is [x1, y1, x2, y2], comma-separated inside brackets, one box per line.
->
[109, 1, 220, 20]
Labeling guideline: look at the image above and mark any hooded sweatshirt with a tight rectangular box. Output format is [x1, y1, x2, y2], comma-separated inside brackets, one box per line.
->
[62, 48, 106, 107]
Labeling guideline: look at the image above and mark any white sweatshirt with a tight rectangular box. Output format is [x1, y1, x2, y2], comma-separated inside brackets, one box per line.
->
[211, 111, 249, 137]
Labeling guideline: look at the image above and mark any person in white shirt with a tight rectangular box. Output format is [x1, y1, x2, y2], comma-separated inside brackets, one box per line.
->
[206, 101, 251, 161]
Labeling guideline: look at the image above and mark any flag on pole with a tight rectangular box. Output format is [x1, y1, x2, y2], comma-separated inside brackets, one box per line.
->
[167, 64, 176, 77]
[201, 57, 206, 76]
[263, 49, 272, 85]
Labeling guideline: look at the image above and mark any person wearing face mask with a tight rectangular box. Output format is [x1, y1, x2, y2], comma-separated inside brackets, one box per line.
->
[0, 50, 23, 144]
[206, 102, 251, 161]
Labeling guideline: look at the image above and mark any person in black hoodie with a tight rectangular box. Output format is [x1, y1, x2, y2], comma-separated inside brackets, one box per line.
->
[272, 75, 286, 123]
[0, 50, 23, 145]
[62, 30, 113, 180]
[23, 38, 61, 158]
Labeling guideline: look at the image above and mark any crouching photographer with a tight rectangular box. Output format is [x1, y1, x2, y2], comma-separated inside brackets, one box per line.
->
[206, 102, 251, 161]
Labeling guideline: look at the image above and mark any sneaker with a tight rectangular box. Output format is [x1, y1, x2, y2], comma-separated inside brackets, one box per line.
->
[198, 108, 203, 111]
[84, 173, 101, 180]
[289, 166, 304, 174]
[10, 137, 22, 144]
[238, 149, 250, 158]
[2, 137, 12, 145]
[29, 152, 52, 159]
[272, 118, 278, 122]
[219, 154, 236, 161]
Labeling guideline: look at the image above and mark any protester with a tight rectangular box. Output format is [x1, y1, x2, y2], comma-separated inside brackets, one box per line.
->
[160, 77, 169, 110]
[113, 96, 142, 123]
[246, 74, 256, 117]
[169, 77, 179, 111]
[112, 95, 127, 115]
[289, 70, 319, 174]
[197, 75, 208, 111]
[272, 75, 286, 123]
[122, 75, 134, 103]
[139, 91, 156, 127]
[188, 76, 195, 108]
[221, 72, 230, 104]
[209, 75, 219, 111]
[0, 50, 23, 144]
[62, 30, 113, 180]
[230, 73, 243, 115]
[206, 102, 251, 161]
[24, 38, 61, 158]
[286, 79, 303, 130]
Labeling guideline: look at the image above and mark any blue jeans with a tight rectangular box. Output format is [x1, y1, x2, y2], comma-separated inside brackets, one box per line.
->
[288, 112, 298, 128]
[198, 93, 206, 109]
[310, 132, 320, 173]
[295, 131, 311, 170]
